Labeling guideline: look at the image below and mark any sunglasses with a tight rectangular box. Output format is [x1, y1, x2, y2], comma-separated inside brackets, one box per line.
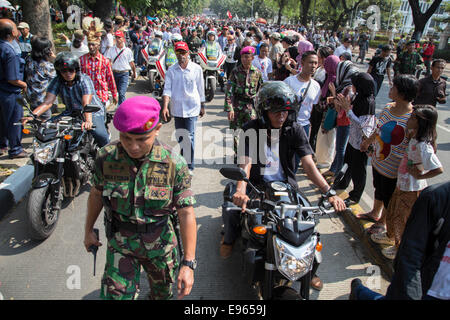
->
[175, 50, 188, 55]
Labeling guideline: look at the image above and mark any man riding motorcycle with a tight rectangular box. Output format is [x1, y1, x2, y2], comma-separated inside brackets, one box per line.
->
[22, 52, 109, 147]
[166, 33, 182, 68]
[220, 81, 346, 290]
[202, 30, 225, 91]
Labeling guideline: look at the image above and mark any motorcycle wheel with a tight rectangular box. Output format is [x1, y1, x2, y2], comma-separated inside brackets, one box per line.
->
[26, 185, 60, 240]
[149, 72, 155, 93]
[271, 286, 302, 300]
[206, 81, 215, 102]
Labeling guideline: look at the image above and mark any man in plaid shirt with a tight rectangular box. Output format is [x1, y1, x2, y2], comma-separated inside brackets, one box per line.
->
[80, 34, 118, 107]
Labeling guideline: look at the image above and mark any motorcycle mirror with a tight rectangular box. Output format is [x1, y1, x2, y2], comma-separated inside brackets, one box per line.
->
[219, 167, 249, 182]
[16, 96, 35, 117]
[331, 163, 348, 189]
[83, 105, 101, 114]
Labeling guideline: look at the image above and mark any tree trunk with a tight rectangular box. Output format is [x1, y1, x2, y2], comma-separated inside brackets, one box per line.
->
[300, 0, 312, 26]
[409, 0, 443, 42]
[56, 0, 70, 22]
[277, 7, 282, 25]
[21, 0, 53, 42]
[93, 0, 114, 21]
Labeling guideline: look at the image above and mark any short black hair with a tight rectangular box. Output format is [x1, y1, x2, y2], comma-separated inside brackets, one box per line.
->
[302, 50, 318, 61]
[31, 36, 53, 62]
[393, 74, 419, 102]
[382, 45, 392, 52]
[432, 59, 446, 67]
[340, 52, 352, 61]
[318, 46, 334, 59]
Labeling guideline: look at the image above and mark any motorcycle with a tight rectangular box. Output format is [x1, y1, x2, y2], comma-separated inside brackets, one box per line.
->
[17, 98, 101, 240]
[142, 37, 167, 98]
[220, 164, 348, 300]
[197, 47, 226, 102]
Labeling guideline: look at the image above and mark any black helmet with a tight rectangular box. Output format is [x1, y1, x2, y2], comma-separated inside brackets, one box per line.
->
[255, 81, 299, 118]
[54, 52, 80, 73]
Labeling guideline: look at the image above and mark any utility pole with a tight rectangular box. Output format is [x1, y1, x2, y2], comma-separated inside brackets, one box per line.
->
[387, 0, 394, 31]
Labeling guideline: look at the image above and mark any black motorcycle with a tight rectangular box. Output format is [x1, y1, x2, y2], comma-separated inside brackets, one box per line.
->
[220, 164, 347, 300]
[17, 99, 101, 240]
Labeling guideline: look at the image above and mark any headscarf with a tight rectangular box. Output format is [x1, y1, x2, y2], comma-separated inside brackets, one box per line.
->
[351, 72, 376, 117]
[321, 55, 340, 98]
[296, 40, 314, 68]
[335, 60, 359, 94]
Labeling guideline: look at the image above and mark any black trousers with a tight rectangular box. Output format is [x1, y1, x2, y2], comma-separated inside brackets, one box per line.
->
[335, 143, 368, 202]
[309, 106, 324, 152]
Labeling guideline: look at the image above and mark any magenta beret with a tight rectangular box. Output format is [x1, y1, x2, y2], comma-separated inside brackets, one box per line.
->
[113, 96, 160, 134]
[240, 46, 255, 56]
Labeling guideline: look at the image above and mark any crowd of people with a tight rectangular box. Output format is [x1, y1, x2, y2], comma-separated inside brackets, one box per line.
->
[0, 7, 449, 301]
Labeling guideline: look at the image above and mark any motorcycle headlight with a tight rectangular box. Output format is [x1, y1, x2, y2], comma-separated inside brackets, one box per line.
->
[33, 140, 59, 165]
[207, 62, 216, 68]
[273, 235, 317, 281]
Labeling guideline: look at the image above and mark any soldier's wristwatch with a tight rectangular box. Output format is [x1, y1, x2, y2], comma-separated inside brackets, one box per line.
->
[182, 259, 197, 270]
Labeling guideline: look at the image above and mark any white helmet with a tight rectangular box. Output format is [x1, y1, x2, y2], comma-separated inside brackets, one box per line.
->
[206, 30, 217, 41]
[154, 30, 163, 38]
[171, 33, 183, 42]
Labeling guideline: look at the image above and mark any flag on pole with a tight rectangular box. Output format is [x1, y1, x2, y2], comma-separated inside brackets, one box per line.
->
[227, 10, 232, 19]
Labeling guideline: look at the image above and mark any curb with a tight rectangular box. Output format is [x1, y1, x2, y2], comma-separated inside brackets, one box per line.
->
[337, 191, 394, 279]
[0, 165, 34, 220]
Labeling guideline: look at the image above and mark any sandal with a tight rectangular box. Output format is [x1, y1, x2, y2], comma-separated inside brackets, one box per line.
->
[356, 212, 380, 223]
[381, 246, 397, 260]
[366, 223, 386, 235]
[322, 170, 335, 178]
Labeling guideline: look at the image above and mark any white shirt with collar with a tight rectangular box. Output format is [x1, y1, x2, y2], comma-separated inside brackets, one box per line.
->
[163, 60, 205, 118]
[105, 45, 134, 71]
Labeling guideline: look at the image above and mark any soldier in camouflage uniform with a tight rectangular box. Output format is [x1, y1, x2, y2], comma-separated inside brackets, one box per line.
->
[84, 96, 197, 300]
[224, 46, 263, 155]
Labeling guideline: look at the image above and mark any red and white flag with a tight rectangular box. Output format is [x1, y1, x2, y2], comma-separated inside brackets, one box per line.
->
[227, 10, 232, 19]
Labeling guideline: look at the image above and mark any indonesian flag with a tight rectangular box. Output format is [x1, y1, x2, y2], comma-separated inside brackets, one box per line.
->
[227, 10, 232, 19]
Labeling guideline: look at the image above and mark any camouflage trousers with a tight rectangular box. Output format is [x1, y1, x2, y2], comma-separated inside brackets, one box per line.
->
[229, 102, 257, 155]
[100, 219, 179, 300]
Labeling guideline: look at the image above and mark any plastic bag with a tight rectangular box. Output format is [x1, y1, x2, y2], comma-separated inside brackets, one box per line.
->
[315, 128, 336, 168]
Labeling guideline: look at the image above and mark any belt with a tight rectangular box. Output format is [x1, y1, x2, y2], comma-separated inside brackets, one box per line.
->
[112, 216, 167, 233]
[113, 70, 129, 73]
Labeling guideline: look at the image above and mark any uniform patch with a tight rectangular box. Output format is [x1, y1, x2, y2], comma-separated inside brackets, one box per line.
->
[104, 162, 130, 182]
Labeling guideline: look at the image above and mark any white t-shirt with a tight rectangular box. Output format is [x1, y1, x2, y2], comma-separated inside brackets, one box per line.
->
[283, 76, 321, 126]
[334, 45, 352, 59]
[397, 138, 442, 191]
[252, 56, 273, 82]
[105, 46, 134, 71]
[262, 140, 286, 182]
[427, 241, 450, 300]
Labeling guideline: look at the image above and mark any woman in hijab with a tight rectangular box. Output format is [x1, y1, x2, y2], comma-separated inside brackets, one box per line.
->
[296, 40, 314, 73]
[322, 60, 358, 177]
[314, 55, 340, 168]
[333, 72, 377, 206]
[309, 46, 334, 151]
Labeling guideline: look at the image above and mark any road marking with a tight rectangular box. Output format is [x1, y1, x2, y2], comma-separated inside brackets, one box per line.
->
[437, 124, 450, 133]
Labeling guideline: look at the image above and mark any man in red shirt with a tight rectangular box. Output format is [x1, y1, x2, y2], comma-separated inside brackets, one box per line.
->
[421, 40, 435, 77]
[80, 34, 118, 107]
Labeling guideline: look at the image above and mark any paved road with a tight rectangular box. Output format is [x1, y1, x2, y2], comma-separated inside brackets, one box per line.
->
[0, 77, 390, 300]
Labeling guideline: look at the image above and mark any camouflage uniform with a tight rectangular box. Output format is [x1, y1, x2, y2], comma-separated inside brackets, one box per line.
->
[224, 64, 263, 153]
[187, 36, 202, 54]
[91, 139, 195, 300]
